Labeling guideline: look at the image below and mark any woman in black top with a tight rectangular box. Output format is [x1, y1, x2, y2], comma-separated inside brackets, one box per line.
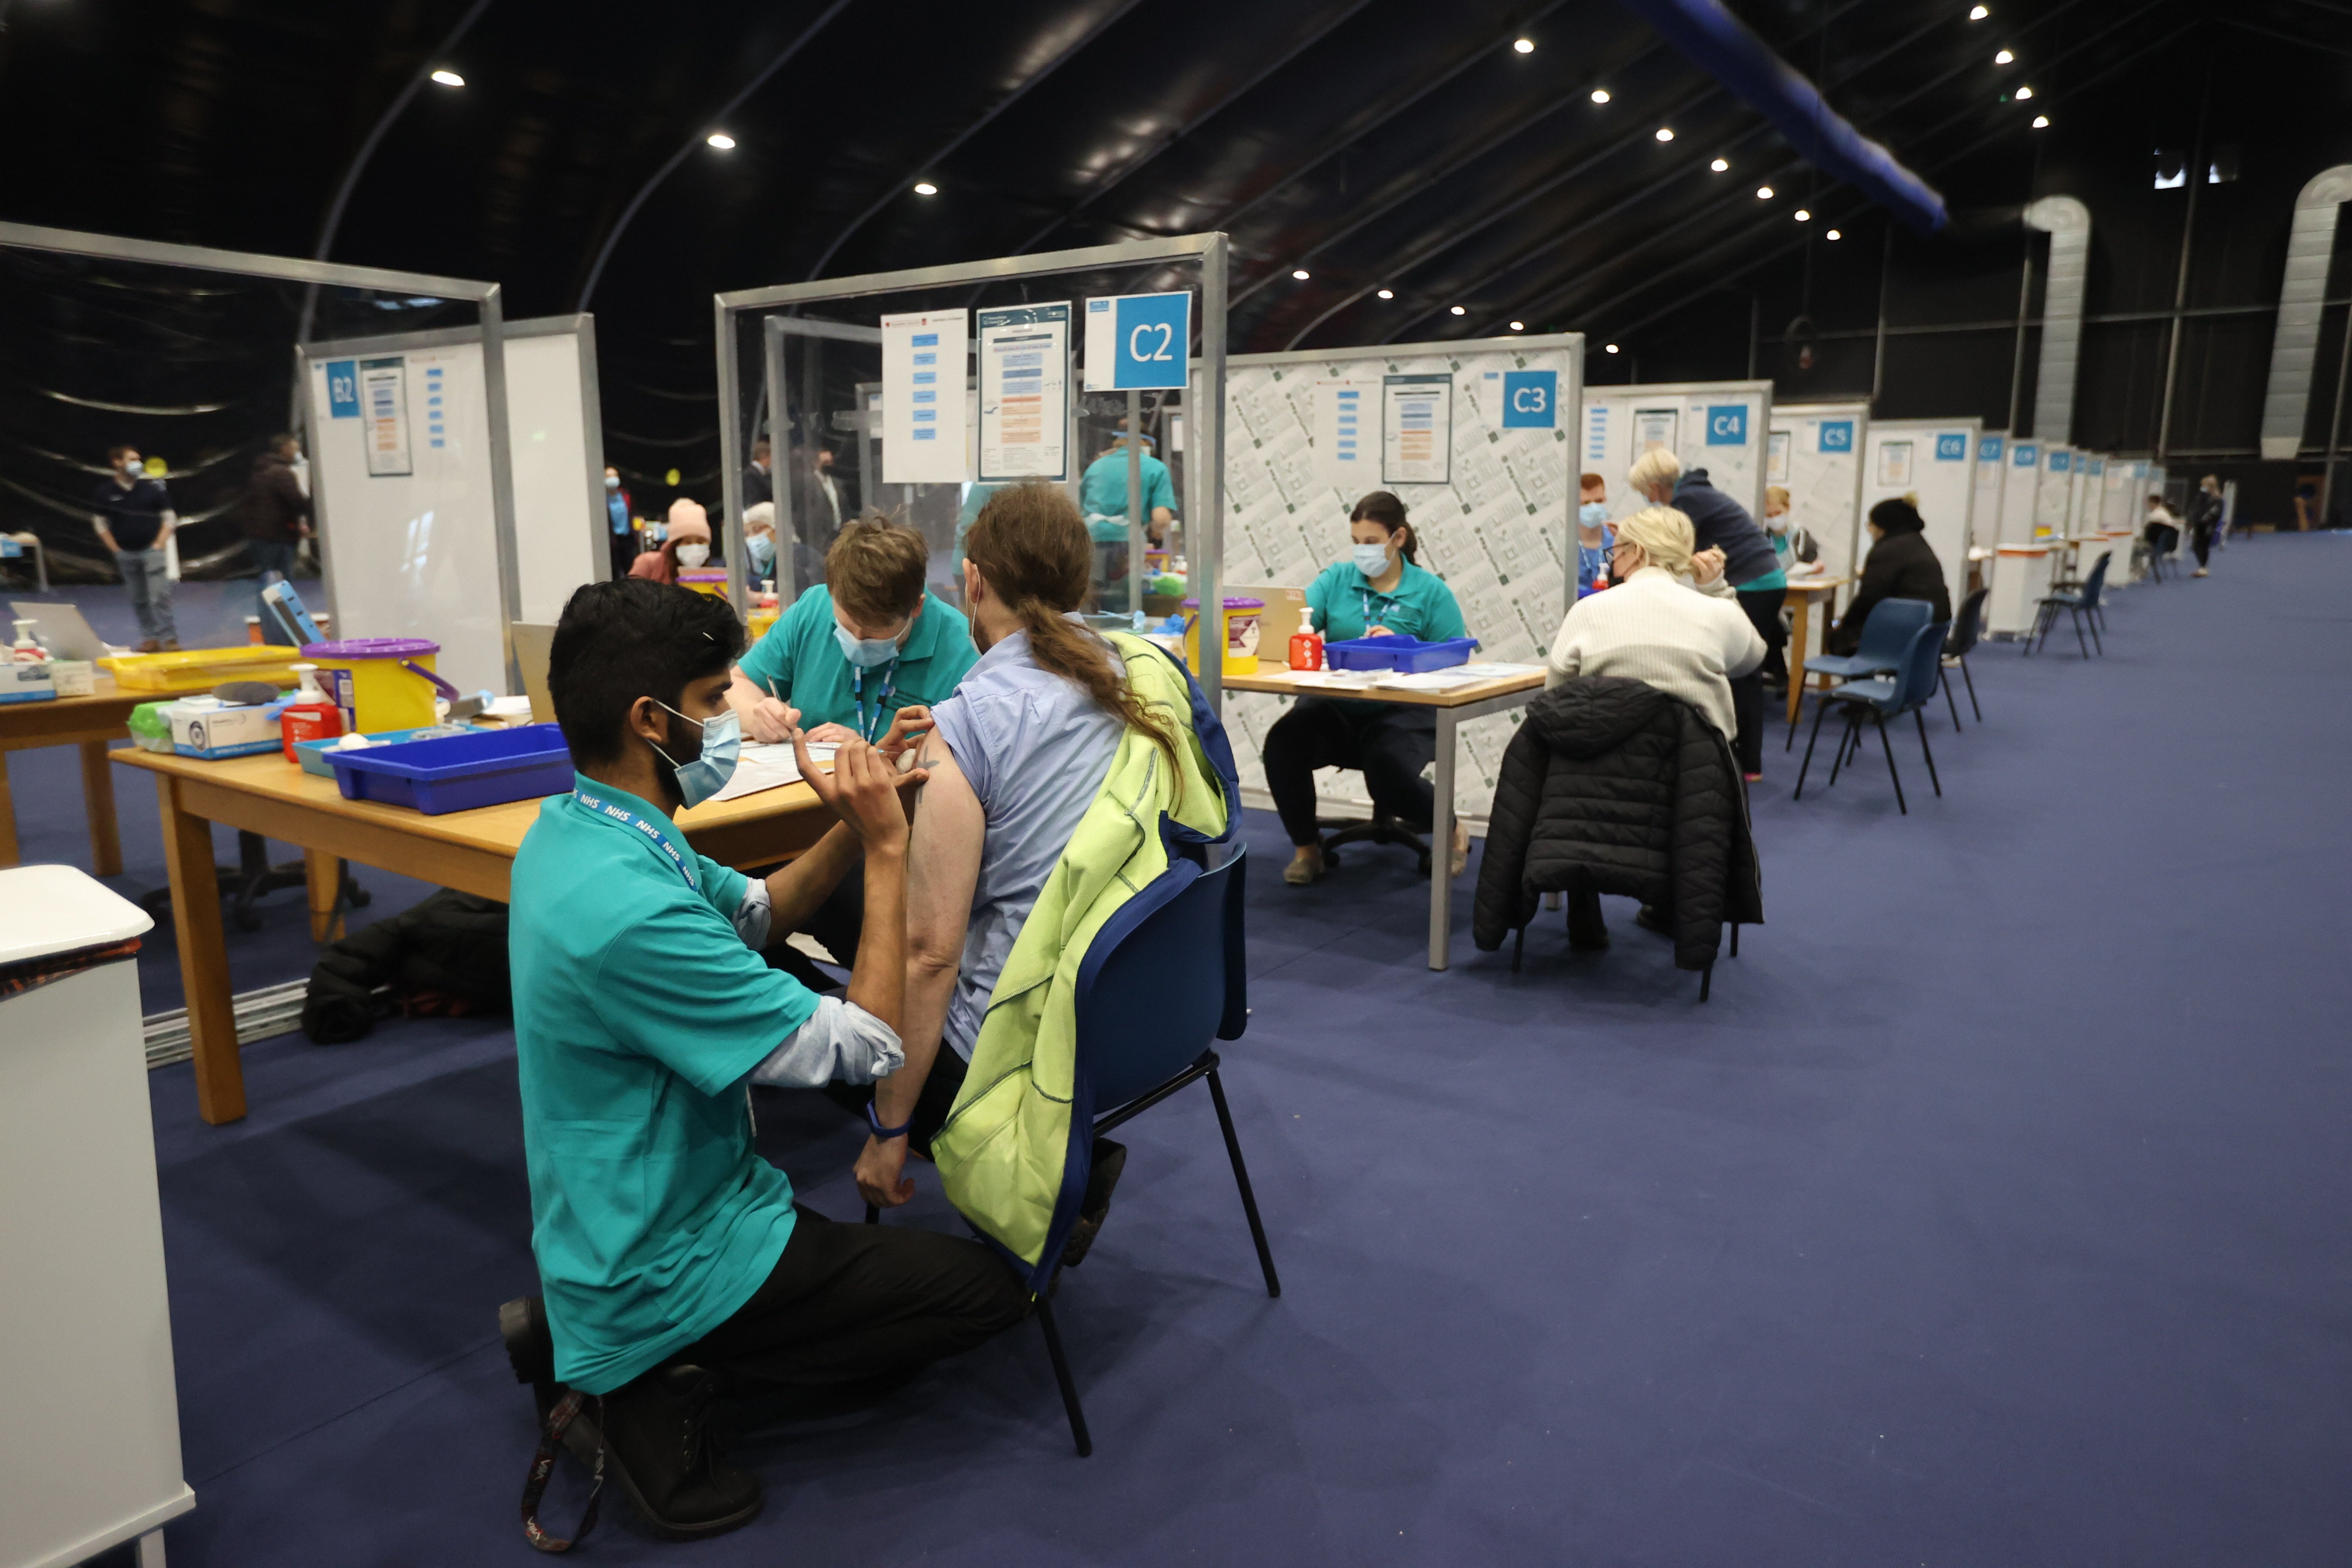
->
[1826, 497, 1950, 655]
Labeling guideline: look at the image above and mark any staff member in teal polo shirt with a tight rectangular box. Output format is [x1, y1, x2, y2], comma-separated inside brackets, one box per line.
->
[1262, 490, 1471, 887]
[500, 578, 1024, 1543]
[1078, 427, 1177, 545]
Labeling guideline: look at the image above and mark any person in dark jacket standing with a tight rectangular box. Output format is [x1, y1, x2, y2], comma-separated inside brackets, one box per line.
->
[238, 433, 312, 621]
[1826, 497, 1951, 655]
[91, 444, 178, 651]
[2187, 475, 2223, 577]
[1628, 447, 1778, 778]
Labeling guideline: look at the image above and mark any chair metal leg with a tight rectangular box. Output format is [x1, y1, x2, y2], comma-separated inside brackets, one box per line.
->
[1960, 655, 1982, 721]
[1207, 1068, 1282, 1298]
[2071, 608, 2089, 658]
[1035, 1296, 1093, 1457]
[1876, 710, 1907, 815]
[863, 1204, 879, 1225]
[1913, 706, 1942, 797]
[1827, 708, 1862, 789]
[1510, 921, 1525, 973]
[1730, 922, 1739, 958]
[1941, 666, 1963, 732]
[1699, 962, 1712, 1003]
[2087, 610, 2103, 656]
[1793, 698, 1834, 799]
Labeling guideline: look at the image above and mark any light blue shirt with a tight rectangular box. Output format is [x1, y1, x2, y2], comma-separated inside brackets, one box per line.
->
[927, 622, 1124, 1059]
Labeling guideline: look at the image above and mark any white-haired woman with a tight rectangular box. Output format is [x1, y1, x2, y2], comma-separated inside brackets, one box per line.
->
[1626, 447, 1779, 777]
[1544, 505, 1767, 758]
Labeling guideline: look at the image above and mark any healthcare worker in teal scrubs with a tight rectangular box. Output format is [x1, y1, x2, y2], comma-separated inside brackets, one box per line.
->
[1078, 427, 1177, 613]
[1262, 490, 1471, 886]
[502, 577, 1024, 1543]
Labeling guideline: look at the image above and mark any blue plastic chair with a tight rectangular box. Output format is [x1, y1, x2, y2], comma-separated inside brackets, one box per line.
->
[1035, 845, 1276, 1457]
[1785, 597, 1932, 752]
[1793, 618, 1950, 814]
[2030, 551, 2109, 658]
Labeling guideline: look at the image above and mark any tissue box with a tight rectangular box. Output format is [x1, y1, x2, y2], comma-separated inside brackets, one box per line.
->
[165, 697, 284, 759]
[48, 660, 95, 698]
[1, 662, 56, 704]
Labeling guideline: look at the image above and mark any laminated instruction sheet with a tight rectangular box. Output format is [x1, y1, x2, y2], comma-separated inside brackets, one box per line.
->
[975, 303, 1070, 483]
[1381, 373, 1452, 485]
[880, 310, 968, 484]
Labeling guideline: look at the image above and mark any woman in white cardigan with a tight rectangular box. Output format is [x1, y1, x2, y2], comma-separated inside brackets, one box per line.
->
[1545, 505, 1768, 778]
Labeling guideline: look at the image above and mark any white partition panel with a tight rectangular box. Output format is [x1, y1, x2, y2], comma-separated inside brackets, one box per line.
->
[1222, 334, 1583, 823]
[1583, 378, 1771, 527]
[1997, 438, 2042, 544]
[1768, 400, 1869, 581]
[2034, 446, 2079, 539]
[1862, 418, 1979, 613]
[1972, 432, 2007, 556]
[303, 315, 604, 695]
[2103, 458, 2145, 531]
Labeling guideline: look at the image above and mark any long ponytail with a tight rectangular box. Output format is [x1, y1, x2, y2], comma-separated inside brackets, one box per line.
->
[966, 484, 1184, 785]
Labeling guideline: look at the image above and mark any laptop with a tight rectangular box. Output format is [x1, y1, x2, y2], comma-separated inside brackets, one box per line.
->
[9, 602, 111, 662]
[510, 622, 558, 724]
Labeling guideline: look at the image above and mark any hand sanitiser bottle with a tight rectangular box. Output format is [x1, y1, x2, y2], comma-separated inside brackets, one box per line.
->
[12, 619, 47, 663]
[278, 662, 345, 762]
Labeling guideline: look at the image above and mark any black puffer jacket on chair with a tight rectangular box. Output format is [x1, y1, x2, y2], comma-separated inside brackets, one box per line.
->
[1473, 676, 1763, 971]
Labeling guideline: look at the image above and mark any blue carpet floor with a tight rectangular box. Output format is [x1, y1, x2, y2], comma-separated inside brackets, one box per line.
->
[61, 535, 2352, 1564]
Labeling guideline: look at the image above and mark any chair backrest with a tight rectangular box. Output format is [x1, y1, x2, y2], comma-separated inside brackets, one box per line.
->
[2078, 550, 2111, 608]
[1072, 847, 1248, 1113]
[1894, 619, 1951, 712]
[1947, 587, 1988, 657]
[1854, 597, 1934, 667]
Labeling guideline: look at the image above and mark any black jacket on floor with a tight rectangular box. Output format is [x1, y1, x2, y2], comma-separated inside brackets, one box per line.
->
[1473, 677, 1763, 971]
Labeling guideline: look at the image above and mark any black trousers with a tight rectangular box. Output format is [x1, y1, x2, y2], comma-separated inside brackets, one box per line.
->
[668, 1204, 1029, 1393]
[1738, 584, 1790, 683]
[760, 868, 866, 996]
[1262, 696, 1439, 848]
[2191, 522, 2215, 567]
[608, 531, 637, 582]
[824, 1038, 969, 1159]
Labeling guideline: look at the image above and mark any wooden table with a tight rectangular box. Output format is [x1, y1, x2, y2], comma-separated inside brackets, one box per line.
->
[0, 690, 153, 874]
[1782, 576, 1851, 726]
[113, 747, 833, 1125]
[1225, 663, 1547, 971]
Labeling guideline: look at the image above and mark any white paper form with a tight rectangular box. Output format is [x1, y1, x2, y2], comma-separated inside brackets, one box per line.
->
[976, 303, 1070, 482]
[709, 741, 839, 804]
[1632, 407, 1679, 455]
[881, 310, 969, 484]
[1382, 374, 1452, 485]
[1878, 440, 1914, 488]
[360, 357, 412, 477]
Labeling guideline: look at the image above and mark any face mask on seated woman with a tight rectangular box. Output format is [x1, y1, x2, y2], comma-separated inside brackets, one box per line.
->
[674, 542, 710, 568]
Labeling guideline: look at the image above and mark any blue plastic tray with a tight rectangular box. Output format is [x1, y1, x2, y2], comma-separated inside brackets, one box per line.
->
[1322, 635, 1479, 673]
[294, 724, 470, 778]
[328, 723, 573, 815]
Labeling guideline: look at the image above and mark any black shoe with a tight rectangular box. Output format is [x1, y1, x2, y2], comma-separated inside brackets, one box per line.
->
[1635, 904, 1672, 937]
[1060, 1138, 1128, 1269]
[594, 1365, 763, 1540]
[1566, 906, 1610, 951]
[500, 1295, 560, 1424]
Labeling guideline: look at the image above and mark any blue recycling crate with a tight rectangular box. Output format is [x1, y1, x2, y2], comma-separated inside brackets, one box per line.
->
[1321, 635, 1479, 674]
[328, 723, 573, 815]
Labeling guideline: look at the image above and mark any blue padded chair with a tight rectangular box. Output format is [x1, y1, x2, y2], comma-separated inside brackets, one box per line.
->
[1035, 845, 1277, 1457]
[2029, 551, 2109, 658]
[1785, 596, 1932, 752]
[1793, 618, 1950, 814]
[1941, 586, 1988, 729]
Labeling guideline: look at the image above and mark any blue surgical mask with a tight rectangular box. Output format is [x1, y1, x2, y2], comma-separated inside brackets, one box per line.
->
[748, 533, 776, 575]
[604, 473, 620, 491]
[1351, 542, 1392, 578]
[648, 702, 740, 809]
[1579, 501, 1608, 528]
[833, 622, 900, 668]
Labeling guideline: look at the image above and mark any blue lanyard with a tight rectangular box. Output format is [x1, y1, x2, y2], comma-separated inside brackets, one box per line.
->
[1356, 587, 1397, 633]
[575, 789, 697, 890]
[849, 659, 898, 744]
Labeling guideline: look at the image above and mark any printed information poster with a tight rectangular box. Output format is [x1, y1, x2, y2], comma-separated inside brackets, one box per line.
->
[1381, 373, 1452, 486]
[880, 309, 968, 484]
[976, 303, 1069, 482]
[1766, 429, 1792, 485]
[360, 356, 411, 477]
[1314, 379, 1381, 491]
[1877, 439, 1914, 488]
[1632, 407, 1679, 455]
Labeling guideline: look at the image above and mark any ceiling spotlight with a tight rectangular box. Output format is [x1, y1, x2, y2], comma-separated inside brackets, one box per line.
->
[429, 69, 465, 87]
[706, 132, 736, 150]
[1513, 37, 1535, 54]
[1449, 305, 1467, 316]
[1605, 343, 1621, 354]
[1292, 268, 1310, 280]
[1825, 229, 1843, 240]
[1710, 157, 1730, 172]
[2015, 85, 2034, 99]
[1995, 49, 2014, 64]
[1509, 321, 1525, 331]
[1655, 127, 1675, 142]
[1756, 185, 1775, 199]
[1376, 288, 1395, 300]
[2032, 115, 2049, 129]
[1969, 4, 1989, 16]
[913, 181, 938, 195]
[1591, 88, 1611, 104]
[1795, 209, 1811, 221]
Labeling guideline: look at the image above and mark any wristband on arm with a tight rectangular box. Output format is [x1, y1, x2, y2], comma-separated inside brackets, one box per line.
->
[864, 1100, 910, 1140]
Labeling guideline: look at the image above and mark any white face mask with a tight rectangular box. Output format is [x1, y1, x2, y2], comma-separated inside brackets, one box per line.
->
[604, 474, 620, 491]
[121, 459, 144, 479]
[674, 542, 709, 568]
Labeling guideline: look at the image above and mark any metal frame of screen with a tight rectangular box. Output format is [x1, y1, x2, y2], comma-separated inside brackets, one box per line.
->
[0, 220, 524, 689]
[712, 233, 1231, 707]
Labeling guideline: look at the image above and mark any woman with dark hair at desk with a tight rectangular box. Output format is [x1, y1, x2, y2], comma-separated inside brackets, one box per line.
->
[1262, 490, 1470, 887]
[1825, 496, 1950, 655]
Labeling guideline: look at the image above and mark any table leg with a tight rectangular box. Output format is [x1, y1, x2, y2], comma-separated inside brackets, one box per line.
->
[305, 848, 346, 944]
[156, 775, 245, 1125]
[1785, 595, 1811, 727]
[0, 747, 16, 868]
[80, 740, 122, 876]
[1428, 707, 1457, 971]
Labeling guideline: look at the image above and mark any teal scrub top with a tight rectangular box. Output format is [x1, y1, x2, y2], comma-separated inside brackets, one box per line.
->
[735, 585, 978, 742]
[1079, 449, 1178, 542]
[1305, 558, 1468, 642]
[510, 777, 822, 1394]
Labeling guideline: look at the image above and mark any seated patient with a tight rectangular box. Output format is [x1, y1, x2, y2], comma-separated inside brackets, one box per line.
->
[1827, 496, 1950, 656]
[503, 579, 1025, 1541]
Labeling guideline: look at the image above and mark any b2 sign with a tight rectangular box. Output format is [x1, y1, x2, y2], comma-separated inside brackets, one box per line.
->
[1706, 404, 1748, 445]
[325, 359, 361, 419]
[1084, 291, 1191, 391]
[1501, 370, 1557, 429]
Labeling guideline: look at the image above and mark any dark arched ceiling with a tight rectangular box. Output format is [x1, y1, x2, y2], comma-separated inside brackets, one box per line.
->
[1, 0, 2342, 555]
